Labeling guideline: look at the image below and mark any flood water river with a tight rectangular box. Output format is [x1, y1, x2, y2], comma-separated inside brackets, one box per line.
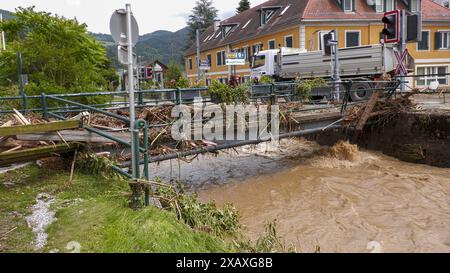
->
[149, 139, 450, 253]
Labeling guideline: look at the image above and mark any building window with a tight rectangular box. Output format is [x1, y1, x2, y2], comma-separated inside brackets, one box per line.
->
[345, 31, 360, 48]
[188, 59, 193, 70]
[220, 24, 237, 38]
[260, 8, 279, 26]
[207, 54, 212, 66]
[319, 31, 334, 51]
[410, 0, 419, 12]
[284, 36, 293, 48]
[436, 31, 450, 50]
[343, 0, 353, 12]
[242, 47, 250, 62]
[386, 0, 395, 12]
[216, 51, 226, 66]
[252, 43, 263, 54]
[375, 0, 396, 12]
[417, 66, 448, 86]
[417, 31, 429, 51]
[268, 39, 276, 49]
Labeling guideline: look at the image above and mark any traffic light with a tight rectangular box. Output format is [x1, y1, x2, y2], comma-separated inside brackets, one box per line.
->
[323, 32, 336, 56]
[406, 13, 422, 42]
[139, 66, 146, 79]
[145, 66, 153, 80]
[382, 10, 400, 44]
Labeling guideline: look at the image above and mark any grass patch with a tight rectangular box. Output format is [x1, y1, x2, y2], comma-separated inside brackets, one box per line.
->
[0, 165, 228, 253]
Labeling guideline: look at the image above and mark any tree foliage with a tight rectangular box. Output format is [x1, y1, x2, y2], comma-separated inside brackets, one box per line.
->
[237, 0, 251, 14]
[0, 7, 117, 101]
[186, 0, 218, 48]
[164, 62, 189, 89]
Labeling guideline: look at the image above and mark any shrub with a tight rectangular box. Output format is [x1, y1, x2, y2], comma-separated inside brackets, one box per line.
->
[259, 75, 274, 84]
[0, 85, 22, 110]
[295, 78, 327, 100]
[208, 80, 249, 104]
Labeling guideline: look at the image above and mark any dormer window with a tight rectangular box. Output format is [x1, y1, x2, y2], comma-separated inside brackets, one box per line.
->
[260, 7, 280, 26]
[408, 0, 420, 12]
[343, 0, 353, 12]
[374, 0, 396, 12]
[220, 24, 238, 38]
[335, 0, 355, 12]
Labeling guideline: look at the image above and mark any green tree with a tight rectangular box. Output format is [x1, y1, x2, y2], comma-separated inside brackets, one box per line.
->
[0, 7, 117, 103]
[164, 62, 189, 89]
[236, 0, 251, 13]
[186, 0, 218, 48]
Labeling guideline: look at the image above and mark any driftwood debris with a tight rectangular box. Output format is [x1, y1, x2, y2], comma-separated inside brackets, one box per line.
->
[15, 130, 130, 143]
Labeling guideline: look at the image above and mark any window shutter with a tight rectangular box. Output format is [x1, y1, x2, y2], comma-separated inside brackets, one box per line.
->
[435, 32, 442, 50]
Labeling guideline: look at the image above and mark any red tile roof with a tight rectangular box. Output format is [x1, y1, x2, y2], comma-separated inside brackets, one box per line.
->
[422, 0, 450, 20]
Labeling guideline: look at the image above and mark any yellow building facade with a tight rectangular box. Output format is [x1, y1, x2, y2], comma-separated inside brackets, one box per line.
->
[185, 0, 450, 88]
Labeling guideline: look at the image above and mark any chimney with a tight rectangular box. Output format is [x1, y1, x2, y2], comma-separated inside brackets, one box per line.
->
[214, 20, 221, 32]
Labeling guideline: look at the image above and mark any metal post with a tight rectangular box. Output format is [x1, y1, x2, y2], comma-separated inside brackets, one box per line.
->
[126, 4, 138, 180]
[17, 52, 28, 113]
[0, 13, 6, 51]
[332, 29, 340, 102]
[399, 10, 407, 93]
[196, 29, 201, 83]
[41, 93, 48, 120]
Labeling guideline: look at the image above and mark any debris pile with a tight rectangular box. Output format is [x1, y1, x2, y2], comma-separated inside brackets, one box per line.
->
[344, 93, 416, 129]
[0, 109, 83, 167]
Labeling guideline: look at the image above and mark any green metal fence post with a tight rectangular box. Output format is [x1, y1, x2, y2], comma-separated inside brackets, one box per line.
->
[41, 93, 48, 120]
[138, 91, 144, 106]
[136, 119, 150, 206]
[176, 88, 182, 105]
[270, 83, 277, 105]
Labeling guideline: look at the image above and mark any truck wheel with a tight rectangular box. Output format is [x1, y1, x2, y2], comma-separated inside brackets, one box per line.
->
[349, 82, 373, 102]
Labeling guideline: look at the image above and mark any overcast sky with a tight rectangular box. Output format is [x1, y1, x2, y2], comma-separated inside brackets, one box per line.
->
[1, 0, 266, 34]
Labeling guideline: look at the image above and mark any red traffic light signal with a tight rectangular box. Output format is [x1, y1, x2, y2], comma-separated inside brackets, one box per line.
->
[145, 66, 153, 80]
[382, 10, 400, 44]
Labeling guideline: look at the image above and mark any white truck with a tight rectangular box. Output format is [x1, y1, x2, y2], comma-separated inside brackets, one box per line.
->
[251, 44, 399, 101]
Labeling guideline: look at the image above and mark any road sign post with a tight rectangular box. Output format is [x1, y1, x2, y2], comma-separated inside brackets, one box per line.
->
[110, 4, 140, 181]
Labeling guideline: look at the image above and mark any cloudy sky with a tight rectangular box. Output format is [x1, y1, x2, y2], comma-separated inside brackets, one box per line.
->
[1, 0, 266, 34]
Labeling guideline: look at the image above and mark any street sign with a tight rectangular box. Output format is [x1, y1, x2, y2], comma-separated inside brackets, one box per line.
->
[110, 9, 139, 46]
[226, 52, 246, 66]
[117, 46, 137, 65]
[394, 48, 409, 76]
[199, 60, 211, 70]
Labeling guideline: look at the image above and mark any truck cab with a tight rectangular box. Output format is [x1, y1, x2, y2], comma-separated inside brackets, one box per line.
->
[250, 49, 279, 79]
[251, 48, 308, 80]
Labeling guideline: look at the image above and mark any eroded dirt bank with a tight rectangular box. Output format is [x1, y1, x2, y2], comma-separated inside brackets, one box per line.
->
[311, 111, 450, 168]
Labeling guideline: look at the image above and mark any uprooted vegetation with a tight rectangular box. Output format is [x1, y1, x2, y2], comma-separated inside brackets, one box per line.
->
[344, 92, 416, 128]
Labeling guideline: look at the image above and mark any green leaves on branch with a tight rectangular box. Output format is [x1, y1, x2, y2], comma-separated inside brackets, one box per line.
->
[208, 80, 250, 104]
[0, 7, 118, 100]
[295, 78, 327, 101]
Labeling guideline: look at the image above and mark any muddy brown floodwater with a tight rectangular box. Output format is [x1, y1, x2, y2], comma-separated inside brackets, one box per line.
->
[193, 139, 450, 253]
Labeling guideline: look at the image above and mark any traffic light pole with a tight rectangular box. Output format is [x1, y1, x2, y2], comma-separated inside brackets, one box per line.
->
[196, 29, 201, 83]
[332, 30, 340, 102]
[399, 10, 407, 93]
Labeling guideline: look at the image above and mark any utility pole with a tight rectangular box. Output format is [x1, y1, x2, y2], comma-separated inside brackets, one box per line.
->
[126, 3, 137, 179]
[332, 29, 340, 101]
[1, 13, 6, 51]
[196, 28, 201, 82]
